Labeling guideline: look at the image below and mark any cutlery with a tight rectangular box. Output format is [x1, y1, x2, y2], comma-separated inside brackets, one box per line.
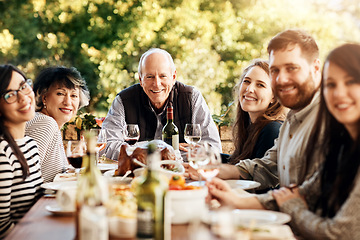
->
[120, 170, 132, 181]
[132, 158, 146, 168]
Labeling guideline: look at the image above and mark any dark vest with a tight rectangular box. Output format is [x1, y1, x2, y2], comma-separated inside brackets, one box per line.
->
[119, 82, 193, 142]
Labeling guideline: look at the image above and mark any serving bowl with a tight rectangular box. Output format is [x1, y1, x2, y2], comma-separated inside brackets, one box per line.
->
[167, 187, 208, 224]
[108, 216, 136, 238]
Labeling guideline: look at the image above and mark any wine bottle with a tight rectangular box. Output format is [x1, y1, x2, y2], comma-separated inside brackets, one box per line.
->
[162, 103, 179, 150]
[136, 142, 168, 240]
[75, 131, 109, 240]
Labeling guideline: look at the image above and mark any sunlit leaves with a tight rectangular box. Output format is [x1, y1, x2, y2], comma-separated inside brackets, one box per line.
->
[1, 0, 360, 117]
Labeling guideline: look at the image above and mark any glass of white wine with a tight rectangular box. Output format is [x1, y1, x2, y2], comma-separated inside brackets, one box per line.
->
[184, 124, 201, 145]
[90, 128, 107, 164]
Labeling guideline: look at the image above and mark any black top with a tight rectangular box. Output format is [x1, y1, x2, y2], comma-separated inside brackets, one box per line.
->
[250, 121, 282, 159]
[221, 121, 282, 163]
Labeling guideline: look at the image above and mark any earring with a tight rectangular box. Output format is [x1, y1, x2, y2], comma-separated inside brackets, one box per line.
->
[43, 102, 47, 109]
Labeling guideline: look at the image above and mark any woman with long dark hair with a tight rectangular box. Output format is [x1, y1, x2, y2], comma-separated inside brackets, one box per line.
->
[0, 64, 43, 237]
[273, 43, 360, 239]
[229, 59, 287, 164]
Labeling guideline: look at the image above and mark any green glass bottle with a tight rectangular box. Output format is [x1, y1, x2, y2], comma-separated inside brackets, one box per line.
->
[136, 142, 168, 240]
[162, 103, 179, 150]
[75, 131, 109, 240]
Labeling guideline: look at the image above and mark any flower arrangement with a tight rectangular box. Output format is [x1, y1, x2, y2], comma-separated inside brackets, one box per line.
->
[62, 113, 105, 140]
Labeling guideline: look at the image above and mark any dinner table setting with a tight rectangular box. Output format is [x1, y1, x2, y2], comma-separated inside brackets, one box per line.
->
[4, 139, 296, 240]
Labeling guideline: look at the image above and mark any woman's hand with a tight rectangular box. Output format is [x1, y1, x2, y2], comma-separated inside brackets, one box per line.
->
[272, 186, 307, 207]
[206, 177, 240, 208]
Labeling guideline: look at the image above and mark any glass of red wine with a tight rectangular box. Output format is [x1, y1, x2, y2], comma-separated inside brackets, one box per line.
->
[66, 140, 86, 174]
[124, 124, 140, 145]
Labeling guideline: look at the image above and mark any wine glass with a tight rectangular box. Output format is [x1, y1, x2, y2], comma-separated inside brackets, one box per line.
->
[187, 142, 208, 185]
[197, 142, 222, 182]
[90, 128, 107, 164]
[66, 140, 86, 174]
[124, 124, 140, 145]
[184, 124, 201, 145]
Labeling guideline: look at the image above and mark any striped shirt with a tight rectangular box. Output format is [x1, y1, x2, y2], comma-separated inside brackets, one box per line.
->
[25, 112, 68, 182]
[0, 136, 43, 238]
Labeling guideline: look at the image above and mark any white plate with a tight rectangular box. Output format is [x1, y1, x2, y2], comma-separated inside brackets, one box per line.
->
[233, 209, 291, 225]
[46, 204, 74, 216]
[97, 163, 117, 172]
[188, 180, 261, 191]
[225, 180, 261, 190]
[40, 181, 77, 191]
[103, 170, 133, 184]
[53, 173, 77, 182]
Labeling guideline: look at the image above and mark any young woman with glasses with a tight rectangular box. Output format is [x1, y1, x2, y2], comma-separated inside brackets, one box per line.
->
[0, 64, 43, 237]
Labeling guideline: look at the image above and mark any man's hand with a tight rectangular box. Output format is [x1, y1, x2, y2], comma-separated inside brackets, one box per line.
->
[183, 162, 200, 180]
[179, 143, 189, 152]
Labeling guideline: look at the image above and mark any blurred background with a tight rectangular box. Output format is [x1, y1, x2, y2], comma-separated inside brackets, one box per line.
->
[1, 0, 359, 125]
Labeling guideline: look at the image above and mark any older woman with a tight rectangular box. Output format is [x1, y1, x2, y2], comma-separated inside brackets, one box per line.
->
[228, 59, 287, 164]
[0, 64, 43, 237]
[25, 66, 90, 182]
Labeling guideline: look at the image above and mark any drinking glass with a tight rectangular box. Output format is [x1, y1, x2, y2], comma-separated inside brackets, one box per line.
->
[124, 124, 140, 145]
[187, 142, 207, 171]
[197, 143, 222, 182]
[184, 124, 201, 145]
[187, 142, 208, 184]
[66, 140, 86, 174]
[90, 128, 107, 164]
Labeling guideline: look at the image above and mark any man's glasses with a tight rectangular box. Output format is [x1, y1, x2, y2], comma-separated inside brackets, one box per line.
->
[2, 79, 33, 104]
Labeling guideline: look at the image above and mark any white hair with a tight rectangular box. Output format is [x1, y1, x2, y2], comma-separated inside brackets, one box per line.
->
[138, 48, 176, 78]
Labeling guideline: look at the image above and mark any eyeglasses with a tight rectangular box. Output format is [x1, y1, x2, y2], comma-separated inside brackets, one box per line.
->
[2, 79, 33, 104]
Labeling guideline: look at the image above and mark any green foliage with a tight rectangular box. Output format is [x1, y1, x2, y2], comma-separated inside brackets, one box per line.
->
[212, 101, 234, 127]
[1, 0, 360, 126]
[63, 113, 101, 134]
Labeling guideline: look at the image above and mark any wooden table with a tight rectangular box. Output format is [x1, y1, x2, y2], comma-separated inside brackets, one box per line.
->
[4, 197, 218, 240]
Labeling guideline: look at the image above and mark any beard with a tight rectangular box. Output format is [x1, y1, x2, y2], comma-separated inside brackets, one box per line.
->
[275, 73, 318, 111]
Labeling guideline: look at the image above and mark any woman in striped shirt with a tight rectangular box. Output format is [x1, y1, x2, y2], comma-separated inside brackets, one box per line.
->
[25, 67, 90, 182]
[0, 64, 43, 237]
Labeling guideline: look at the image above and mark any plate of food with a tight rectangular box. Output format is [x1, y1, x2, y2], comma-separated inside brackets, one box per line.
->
[103, 170, 133, 184]
[40, 181, 77, 191]
[116, 140, 184, 177]
[97, 163, 117, 172]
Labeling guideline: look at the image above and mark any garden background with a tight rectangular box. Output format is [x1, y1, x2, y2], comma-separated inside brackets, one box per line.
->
[1, 0, 360, 141]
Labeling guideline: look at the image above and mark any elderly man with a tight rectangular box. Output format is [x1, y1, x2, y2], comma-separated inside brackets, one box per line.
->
[102, 48, 221, 160]
[196, 29, 323, 210]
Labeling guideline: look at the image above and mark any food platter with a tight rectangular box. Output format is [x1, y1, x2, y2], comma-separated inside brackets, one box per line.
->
[97, 163, 117, 172]
[103, 170, 133, 184]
